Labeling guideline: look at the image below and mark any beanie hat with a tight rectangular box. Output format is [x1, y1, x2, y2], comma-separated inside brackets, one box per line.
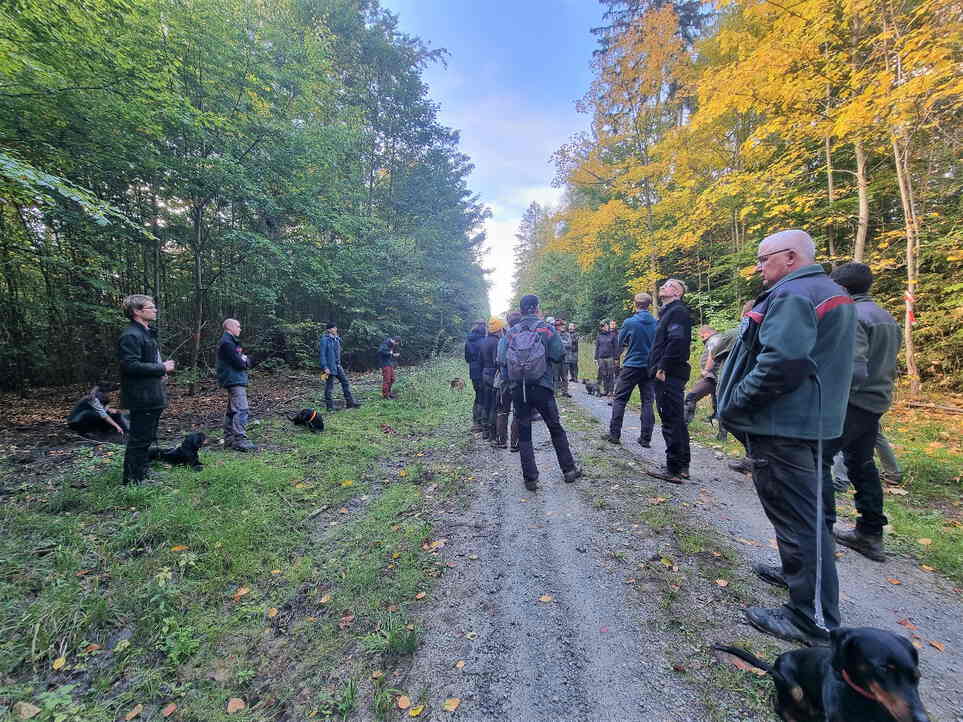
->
[488, 317, 507, 334]
[520, 294, 539, 313]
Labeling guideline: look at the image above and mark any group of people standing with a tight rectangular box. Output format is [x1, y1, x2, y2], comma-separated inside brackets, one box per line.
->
[469, 228, 904, 650]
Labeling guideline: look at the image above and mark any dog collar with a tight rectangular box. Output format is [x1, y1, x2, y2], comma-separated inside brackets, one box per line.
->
[841, 669, 878, 703]
[307, 410, 317, 423]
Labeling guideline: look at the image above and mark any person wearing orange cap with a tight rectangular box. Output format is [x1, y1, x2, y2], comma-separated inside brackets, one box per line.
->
[479, 317, 507, 440]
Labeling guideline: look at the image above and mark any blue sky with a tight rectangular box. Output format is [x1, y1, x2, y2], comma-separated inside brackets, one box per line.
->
[381, 0, 605, 313]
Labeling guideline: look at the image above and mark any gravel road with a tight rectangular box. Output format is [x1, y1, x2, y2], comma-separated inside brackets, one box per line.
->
[400, 383, 962, 721]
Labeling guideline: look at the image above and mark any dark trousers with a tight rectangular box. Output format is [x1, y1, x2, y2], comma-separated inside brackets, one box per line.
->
[609, 366, 655, 443]
[597, 358, 616, 395]
[512, 384, 576, 482]
[123, 408, 162, 483]
[654, 376, 690, 470]
[324, 367, 355, 409]
[746, 434, 840, 632]
[471, 377, 484, 424]
[567, 361, 578, 381]
[484, 382, 498, 432]
[823, 405, 886, 534]
[684, 377, 716, 420]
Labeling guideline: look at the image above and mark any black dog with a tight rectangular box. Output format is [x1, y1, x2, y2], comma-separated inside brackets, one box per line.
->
[291, 408, 325, 433]
[715, 627, 929, 722]
[149, 432, 207, 471]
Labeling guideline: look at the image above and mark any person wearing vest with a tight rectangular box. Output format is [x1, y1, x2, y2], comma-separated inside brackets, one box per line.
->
[648, 280, 693, 482]
[827, 262, 901, 562]
[216, 318, 255, 451]
[506, 294, 581, 491]
[717, 229, 856, 646]
[320, 323, 361, 412]
[601, 292, 657, 447]
[117, 294, 175, 484]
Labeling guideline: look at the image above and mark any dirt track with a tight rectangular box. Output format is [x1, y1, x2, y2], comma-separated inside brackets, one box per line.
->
[401, 382, 963, 721]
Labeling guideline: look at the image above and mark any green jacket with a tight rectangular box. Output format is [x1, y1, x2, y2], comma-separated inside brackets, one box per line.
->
[717, 264, 856, 440]
[849, 293, 901, 415]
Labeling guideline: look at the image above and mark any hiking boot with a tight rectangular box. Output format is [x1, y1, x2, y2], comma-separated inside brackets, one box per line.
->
[470, 424, 483, 433]
[481, 428, 491, 441]
[647, 466, 684, 484]
[637, 437, 651, 448]
[744, 606, 829, 647]
[728, 457, 753, 475]
[684, 403, 696, 425]
[834, 527, 887, 562]
[881, 471, 903, 486]
[523, 477, 538, 491]
[509, 445, 519, 453]
[232, 440, 257, 452]
[563, 466, 583, 484]
[600, 432, 621, 445]
[751, 562, 788, 590]
[491, 439, 508, 449]
[679, 466, 690, 480]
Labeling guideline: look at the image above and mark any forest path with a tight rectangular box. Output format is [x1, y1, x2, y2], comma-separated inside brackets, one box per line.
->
[400, 382, 962, 721]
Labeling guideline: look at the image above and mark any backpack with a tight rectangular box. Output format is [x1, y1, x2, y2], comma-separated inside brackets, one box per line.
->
[506, 319, 548, 385]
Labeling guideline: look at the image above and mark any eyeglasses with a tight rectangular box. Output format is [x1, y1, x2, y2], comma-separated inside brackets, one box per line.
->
[756, 248, 794, 265]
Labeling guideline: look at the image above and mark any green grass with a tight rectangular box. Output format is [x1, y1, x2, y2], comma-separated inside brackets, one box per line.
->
[0, 357, 473, 720]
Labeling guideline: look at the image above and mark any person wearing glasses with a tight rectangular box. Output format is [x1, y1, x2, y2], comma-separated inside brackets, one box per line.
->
[117, 295, 176, 484]
[717, 229, 856, 646]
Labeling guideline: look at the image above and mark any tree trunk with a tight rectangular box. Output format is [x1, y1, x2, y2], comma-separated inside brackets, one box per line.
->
[824, 136, 836, 262]
[853, 139, 869, 262]
[189, 206, 204, 396]
[891, 133, 921, 396]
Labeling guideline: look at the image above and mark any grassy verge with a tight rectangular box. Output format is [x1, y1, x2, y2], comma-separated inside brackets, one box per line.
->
[0, 357, 472, 720]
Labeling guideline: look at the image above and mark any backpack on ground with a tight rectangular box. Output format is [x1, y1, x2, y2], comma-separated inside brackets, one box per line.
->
[506, 320, 548, 401]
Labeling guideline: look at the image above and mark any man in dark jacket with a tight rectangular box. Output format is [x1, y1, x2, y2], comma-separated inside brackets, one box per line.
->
[648, 280, 693, 481]
[567, 322, 579, 381]
[320, 323, 360, 412]
[217, 318, 255, 451]
[480, 318, 506, 440]
[507, 294, 581, 491]
[828, 263, 901, 562]
[717, 229, 856, 646]
[594, 320, 618, 395]
[464, 321, 486, 431]
[602, 293, 657, 447]
[554, 318, 572, 397]
[378, 337, 401, 399]
[117, 294, 175, 484]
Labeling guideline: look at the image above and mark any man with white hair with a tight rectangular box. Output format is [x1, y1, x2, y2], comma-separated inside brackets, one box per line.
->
[717, 229, 856, 645]
[217, 318, 255, 451]
[647, 279, 693, 482]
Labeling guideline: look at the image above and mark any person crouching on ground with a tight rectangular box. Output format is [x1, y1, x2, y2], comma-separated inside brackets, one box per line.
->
[217, 318, 256, 451]
[506, 294, 581, 491]
[320, 322, 361, 412]
[378, 336, 401, 399]
[67, 384, 128, 437]
[118, 294, 175, 485]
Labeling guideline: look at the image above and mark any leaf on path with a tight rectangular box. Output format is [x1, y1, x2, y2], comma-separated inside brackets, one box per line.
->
[886, 487, 909, 495]
[659, 557, 674, 568]
[409, 704, 425, 717]
[929, 640, 945, 652]
[124, 704, 143, 720]
[921, 564, 935, 572]
[454, 660, 465, 669]
[715, 649, 767, 676]
[443, 698, 461, 712]
[226, 698, 246, 714]
[371, 670, 384, 679]
[84, 643, 101, 653]
[267, 607, 278, 618]
[338, 507, 349, 514]
[897, 618, 918, 631]
[397, 695, 411, 710]
[736, 537, 760, 546]
[711, 551, 721, 558]
[715, 579, 729, 587]
[170, 545, 188, 552]
[415, 592, 426, 600]
[51, 656, 66, 670]
[917, 538, 932, 546]
[232, 586, 250, 601]
[320, 593, 332, 604]
[13, 702, 41, 719]
[648, 497, 668, 504]
[341, 480, 354, 487]
[160, 703, 177, 717]
[538, 594, 554, 603]
[465, 632, 477, 640]
[886, 577, 902, 585]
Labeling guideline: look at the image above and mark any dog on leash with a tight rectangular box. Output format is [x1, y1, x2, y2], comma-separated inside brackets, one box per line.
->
[149, 432, 207, 471]
[714, 627, 929, 722]
[291, 408, 325, 433]
[449, 378, 465, 391]
[581, 378, 600, 396]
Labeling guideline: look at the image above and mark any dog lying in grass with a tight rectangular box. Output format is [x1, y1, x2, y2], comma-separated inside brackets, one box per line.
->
[581, 379, 600, 396]
[291, 408, 325, 433]
[149, 432, 207, 471]
[714, 627, 929, 722]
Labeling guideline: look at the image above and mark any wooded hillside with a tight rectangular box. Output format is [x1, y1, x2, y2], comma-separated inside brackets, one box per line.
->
[513, 0, 962, 391]
[0, 0, 490, 392]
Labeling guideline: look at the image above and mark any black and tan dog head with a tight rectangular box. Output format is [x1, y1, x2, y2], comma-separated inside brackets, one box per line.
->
[830, 627, 929, 722]
[449, 378, 465, 391]
[291, 408, 324, 433]
[183, 432, 208, 453]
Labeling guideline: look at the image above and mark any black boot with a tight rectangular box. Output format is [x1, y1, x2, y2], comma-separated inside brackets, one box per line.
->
[834, 527, 886, 562]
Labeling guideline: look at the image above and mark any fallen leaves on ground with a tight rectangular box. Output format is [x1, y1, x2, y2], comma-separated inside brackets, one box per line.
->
[921, 564, 935, 572]
[170, 545, 188, 552]
[538, 594, 554, 603]
[415, 592, 426, 600]
[124, 704, 143, 720]
[917, 538, 932, 545]
[929, 640, 945, 652]
[13, 702, 41, 719]
[267, 607, 278, 618]
[408, 704, 425, 717]
[898, 618, 919, 630]
[715, 579, 729, 587]
[443, 698, 461, 712]
[320, 593, 332, 604]
[454, 660, 465, 669]
[886, 487, 909, 496]
[232, 586, 250, 601]
[160, 703, 177, 717]
[397, 695, 411, 710]
[887, 578, 903, 585]
[338, 613, 355, 630]
[226, 698, 246, 714]
[51, 657, 65, 670]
